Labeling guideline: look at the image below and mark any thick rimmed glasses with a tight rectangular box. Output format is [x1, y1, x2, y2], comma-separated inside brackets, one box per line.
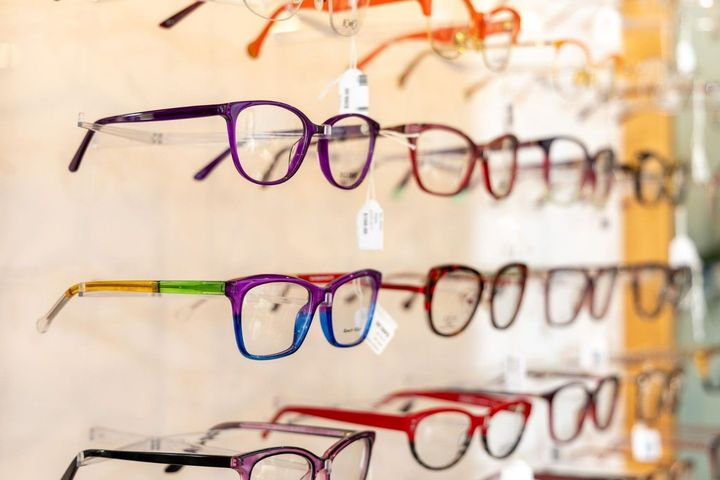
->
[60, 422, 374, 480]
[473, 372, 621, 444]
[268, 397, 532, 470]
[381, 263, 528, 336]
[70, 101, 380, 190]
[634, 366, 685, 423]
[37, 270, 381, 360]
[380, 125, 520, 198]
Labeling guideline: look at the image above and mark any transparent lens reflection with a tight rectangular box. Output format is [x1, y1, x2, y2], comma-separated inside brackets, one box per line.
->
[250, 453, 312, 480]
[431, 270, 482, 335]
[551, 384, 588, 441]
[546, 270, 588, 325]
[331, 275, 376, 346]
[326, 116, 372, 188]
[415, 128, 474, 195]
[235, 105, 305, 183]
[241, 282, 311, 357]
[413, 412, 471, 469]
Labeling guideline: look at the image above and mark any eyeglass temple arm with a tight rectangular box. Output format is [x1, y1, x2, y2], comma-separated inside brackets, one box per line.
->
[37, 280, 226, 334]
[69, 104, 225, 172]
[358, 29, 448, 71]
[265, 406, 406, 439]
[380, 281, 424, 311]
[159, 1, 207, 29]
[61, 449, 232, 480]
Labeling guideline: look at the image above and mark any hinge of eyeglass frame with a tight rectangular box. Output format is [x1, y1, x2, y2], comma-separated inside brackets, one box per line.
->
[76, 451, 85, 466]
[320, 124, 332, 137]
[324, 292, 333, 305]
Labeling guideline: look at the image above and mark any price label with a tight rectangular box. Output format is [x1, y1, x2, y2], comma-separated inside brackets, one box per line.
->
[631, 424, 662, 463]
[356, 199, 383, 250]
[339, 68, 369, 114]
[365, 305, 397, 355]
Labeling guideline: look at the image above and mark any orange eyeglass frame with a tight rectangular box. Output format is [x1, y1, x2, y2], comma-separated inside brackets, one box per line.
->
[247, 0, 433, 59]
[356, 5, 522, 70]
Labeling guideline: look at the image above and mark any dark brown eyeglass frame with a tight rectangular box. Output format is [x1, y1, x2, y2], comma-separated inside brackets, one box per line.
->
[382, 263, 528, 337]
[542, 266, 620, 327]
[634, 366, 685, 424]
[623, 263, 692, 319]
[632, 151, 690, 206]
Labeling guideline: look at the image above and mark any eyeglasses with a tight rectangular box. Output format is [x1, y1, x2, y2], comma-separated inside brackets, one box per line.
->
[246, 0, 432, 58]
[383, 129, 604, 202]
[267, 397, 532, 470]
[379, 125, 521, 198]
[381, 263, 528, 336]
[634, 366, 685, 423]
[614, 151, 689, 206]
[379, 262, 689, 337]
[472, 373, 621, 443]
[676, 426, 720, 479]
[357, 6, 521, 72]
[71, 101, 380, 190]
[462, 52, 624, 103]
[37, 270, 381, 360]
[61, 422, 374, 480]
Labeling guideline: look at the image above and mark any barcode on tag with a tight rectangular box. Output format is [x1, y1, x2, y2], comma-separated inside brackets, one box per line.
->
[339, 68, 369, 114]
[357, 199, 383, 250]
[365, 305, 397, 355]
[631, 424, 662, 463]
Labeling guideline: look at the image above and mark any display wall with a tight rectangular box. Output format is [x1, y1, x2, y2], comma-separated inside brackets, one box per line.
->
[1, 1, 716, 479]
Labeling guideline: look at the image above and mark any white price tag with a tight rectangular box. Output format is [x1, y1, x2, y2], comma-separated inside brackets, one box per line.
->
[504, 353, 527, 390]
[356, 199, 383, 250]
[579, 337, 609, 371]
[631, 424, 662, 463]
[339, 68, 369, 114]
[500, 459, 534, 480]
[365, 305, 397, 355]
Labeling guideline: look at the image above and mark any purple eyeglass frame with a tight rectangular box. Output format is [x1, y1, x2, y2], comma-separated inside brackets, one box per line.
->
[59, 422, 375, 480]
[69, 101, 380, 190]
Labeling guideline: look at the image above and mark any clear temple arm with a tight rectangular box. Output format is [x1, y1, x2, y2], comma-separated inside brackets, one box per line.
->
[36, 280, 226, 333]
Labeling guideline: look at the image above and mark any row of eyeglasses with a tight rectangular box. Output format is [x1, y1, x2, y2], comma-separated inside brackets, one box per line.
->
[57, 363, 718, 478]
[38, 261, 690, 360]
[73, 100, 688, 205]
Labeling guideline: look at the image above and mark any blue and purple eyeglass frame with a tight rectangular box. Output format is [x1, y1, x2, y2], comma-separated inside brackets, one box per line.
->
[37, 269, 381, 361]
[70, 101, 380, 189]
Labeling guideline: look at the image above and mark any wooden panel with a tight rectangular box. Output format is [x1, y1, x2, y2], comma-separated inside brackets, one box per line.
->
[622, 0, 675, 469]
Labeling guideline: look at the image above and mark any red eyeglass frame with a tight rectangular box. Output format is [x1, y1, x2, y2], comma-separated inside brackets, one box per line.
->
[266, 396, 532, 470]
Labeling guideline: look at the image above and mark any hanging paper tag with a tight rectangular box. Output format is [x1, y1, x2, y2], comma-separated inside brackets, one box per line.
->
[504, 353, 527, 390]
[579, 337, 609, 371]
[631, 424, 662, 463]
[339, 68, 369, 115]
[500, 459, 534, 480]
[357, 199, 383, 250]
[365, 305, 397, 355]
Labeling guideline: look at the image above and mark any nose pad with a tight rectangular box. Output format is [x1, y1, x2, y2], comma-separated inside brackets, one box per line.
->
[319, 291, 335, 342]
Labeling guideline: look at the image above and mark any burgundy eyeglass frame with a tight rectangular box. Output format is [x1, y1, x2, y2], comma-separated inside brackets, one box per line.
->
[542, 265, 620, 327]
[383, 124, 520, 199]
[471, 374, 621, 444]
[382, 263, 529, 337]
